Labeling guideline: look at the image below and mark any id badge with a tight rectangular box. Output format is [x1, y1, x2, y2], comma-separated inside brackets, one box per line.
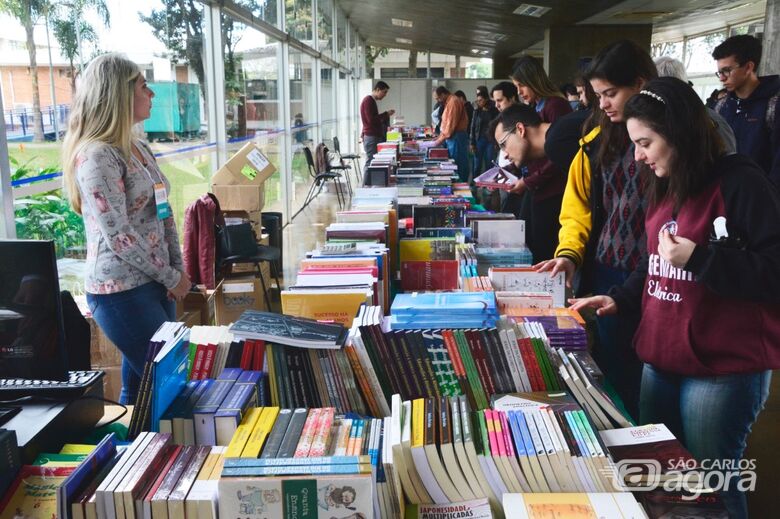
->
[153, 182, 172, 220]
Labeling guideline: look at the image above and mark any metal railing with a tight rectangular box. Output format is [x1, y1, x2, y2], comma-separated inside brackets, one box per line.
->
[4, 105, 70, 138]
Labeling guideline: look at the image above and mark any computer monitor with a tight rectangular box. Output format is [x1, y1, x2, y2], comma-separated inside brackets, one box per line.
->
[0, 240, 69, 381]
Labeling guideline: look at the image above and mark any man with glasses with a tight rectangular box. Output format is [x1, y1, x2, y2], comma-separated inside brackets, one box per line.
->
[490, 104, 582, 262]
[712, 34, 780, 184]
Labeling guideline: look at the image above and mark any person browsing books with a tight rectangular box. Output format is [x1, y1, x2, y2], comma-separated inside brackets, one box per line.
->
[62, 53, 191, 404]
[569, 77, 780, 519]
[504, 55, 573, 262]
[432, 86, 471, 183]
[360, 81, 395, 172]
[534, 40, 658, 420]
[490, 104, 585, 264]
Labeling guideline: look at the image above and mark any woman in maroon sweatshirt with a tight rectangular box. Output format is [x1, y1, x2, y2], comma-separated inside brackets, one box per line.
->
[571, 77, 780, 518]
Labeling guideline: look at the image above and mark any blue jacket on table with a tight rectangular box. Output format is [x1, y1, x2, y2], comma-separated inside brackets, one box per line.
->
[715, 75, 780, 185]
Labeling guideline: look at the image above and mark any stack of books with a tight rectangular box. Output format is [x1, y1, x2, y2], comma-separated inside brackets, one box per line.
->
[475, 247, 534, 274]
[186, 325, 234, 381]
[389, 292, 499, 330]
[491, 392, 617, 493]
[349, 311, 565, 413]
[44, 432, 226, 519]
[473, 219, 526, 248]
[128, 322, 189, 439]
[218, 407, 379, 518]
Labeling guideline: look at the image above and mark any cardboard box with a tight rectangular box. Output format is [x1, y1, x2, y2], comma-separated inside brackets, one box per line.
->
[230, 258, 272, 280]
[215, 277, 268, 325]
[212, 142, 276, 212]
[212, 184, 265, 212]
[176, 285, 218, 325]
[88, 317, 123, 368]
[101, 365, 122, 403]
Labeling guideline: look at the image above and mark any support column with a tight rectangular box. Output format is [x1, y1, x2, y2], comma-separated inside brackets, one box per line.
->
[762, 0, 779, 74]
[203, 3, 227, 166]
[0, 89, 14, 238]
[544, 25, 652, 85]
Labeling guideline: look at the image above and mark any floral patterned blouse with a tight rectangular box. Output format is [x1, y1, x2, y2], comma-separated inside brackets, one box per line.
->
[76, 140, 183, 294]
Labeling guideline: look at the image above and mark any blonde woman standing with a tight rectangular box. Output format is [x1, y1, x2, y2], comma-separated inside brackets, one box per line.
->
[62, 53, 191, 404]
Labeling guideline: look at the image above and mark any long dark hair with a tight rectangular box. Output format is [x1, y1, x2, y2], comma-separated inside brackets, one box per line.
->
[584, 40, 657, 168]
[624, 77, 723, 212]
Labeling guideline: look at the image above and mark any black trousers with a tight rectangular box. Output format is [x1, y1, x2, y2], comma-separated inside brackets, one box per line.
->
[503, 191, 562, 263]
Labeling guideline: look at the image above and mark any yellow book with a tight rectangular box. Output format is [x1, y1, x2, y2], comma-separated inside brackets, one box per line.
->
[281, 290, 371, 326]
[1, 466, 74, 518]
[59, 444, 95, 455]
[399, 238, 455, 262]
[411, 398, 425, 448]
[241, 406, 281, 457]
[184, 447, 226, 519]
[225, 407, 264, 458]
[267, 345, 278, 407]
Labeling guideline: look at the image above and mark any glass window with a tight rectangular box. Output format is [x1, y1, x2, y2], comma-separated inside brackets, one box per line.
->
[238, 0, 279, 27]
[6, 0, 216, 276]
[222, 12, 286, 218]
[285, 0, 313, 45]
[348, 24, 357, 74]
[289, 47, 316, 215]
[321, 64, 336, 144]
[336, 9, 347, 66]
[685, 31, 727, 75]
[729, 20, 763, 37]
[317, 0, 333, 57]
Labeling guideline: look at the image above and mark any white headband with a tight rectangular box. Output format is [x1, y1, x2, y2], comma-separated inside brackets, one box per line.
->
[640, 90, 665, 104]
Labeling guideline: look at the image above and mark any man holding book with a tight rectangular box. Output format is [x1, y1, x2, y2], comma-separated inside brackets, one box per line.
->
[490, 103, 585, 263]
[360, 81, 395, 173]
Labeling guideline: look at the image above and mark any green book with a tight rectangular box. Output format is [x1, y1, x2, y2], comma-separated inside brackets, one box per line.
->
[453, 330, 488, 409]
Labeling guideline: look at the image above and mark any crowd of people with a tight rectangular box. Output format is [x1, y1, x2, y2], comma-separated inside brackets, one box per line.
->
[360, 34, 780, 519]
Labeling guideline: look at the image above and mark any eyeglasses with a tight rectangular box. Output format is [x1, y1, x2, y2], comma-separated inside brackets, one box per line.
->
[497, 127, 516, 150]
[715, 63, 745, 79]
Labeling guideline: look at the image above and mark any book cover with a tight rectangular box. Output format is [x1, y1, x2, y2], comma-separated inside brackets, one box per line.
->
[400, 261, 459, 291]
[229, 311, 348, 349]
[0, 466, 74, 519]
[502, 492, 646, 518]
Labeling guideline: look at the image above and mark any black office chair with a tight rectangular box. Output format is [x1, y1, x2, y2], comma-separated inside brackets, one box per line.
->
[291, 146, 345, 221]
[333, 136, 362, 185]
[217, 222, 282, 311]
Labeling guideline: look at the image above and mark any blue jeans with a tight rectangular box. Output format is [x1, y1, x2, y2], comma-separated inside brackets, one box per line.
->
[640, 364, 771, 519]
[593, 262, 643, 421]
[446, 131, 470, 183]
[87, 282, 176, 404]
[472, 136, 495, 177]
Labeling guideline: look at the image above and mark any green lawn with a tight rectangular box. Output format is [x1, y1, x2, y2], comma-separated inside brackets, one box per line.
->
[8, 142, 62, 173]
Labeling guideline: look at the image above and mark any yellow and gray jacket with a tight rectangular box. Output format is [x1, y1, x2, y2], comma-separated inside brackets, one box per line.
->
[554, 126, 601, 267]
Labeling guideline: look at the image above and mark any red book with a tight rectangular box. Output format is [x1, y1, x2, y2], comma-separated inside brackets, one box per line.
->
[239, 339, 254, 370]
[252, 340, 266, 371]
[465, 330, 494, 397]
[201, 343, 218, 379]
[190, 344, 206, 380]
[520, 337, 544, 391]
[140, 445, 182, 511]
[400, 260, 459, 291]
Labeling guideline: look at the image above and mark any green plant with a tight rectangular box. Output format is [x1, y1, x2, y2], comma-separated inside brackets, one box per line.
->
[11, 157, 86, 257]
[10, 155, 58, 182]
[14, 191, 86, 257]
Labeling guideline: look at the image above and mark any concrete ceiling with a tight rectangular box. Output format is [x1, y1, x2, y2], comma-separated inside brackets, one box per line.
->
[338, 0, 766, 57]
